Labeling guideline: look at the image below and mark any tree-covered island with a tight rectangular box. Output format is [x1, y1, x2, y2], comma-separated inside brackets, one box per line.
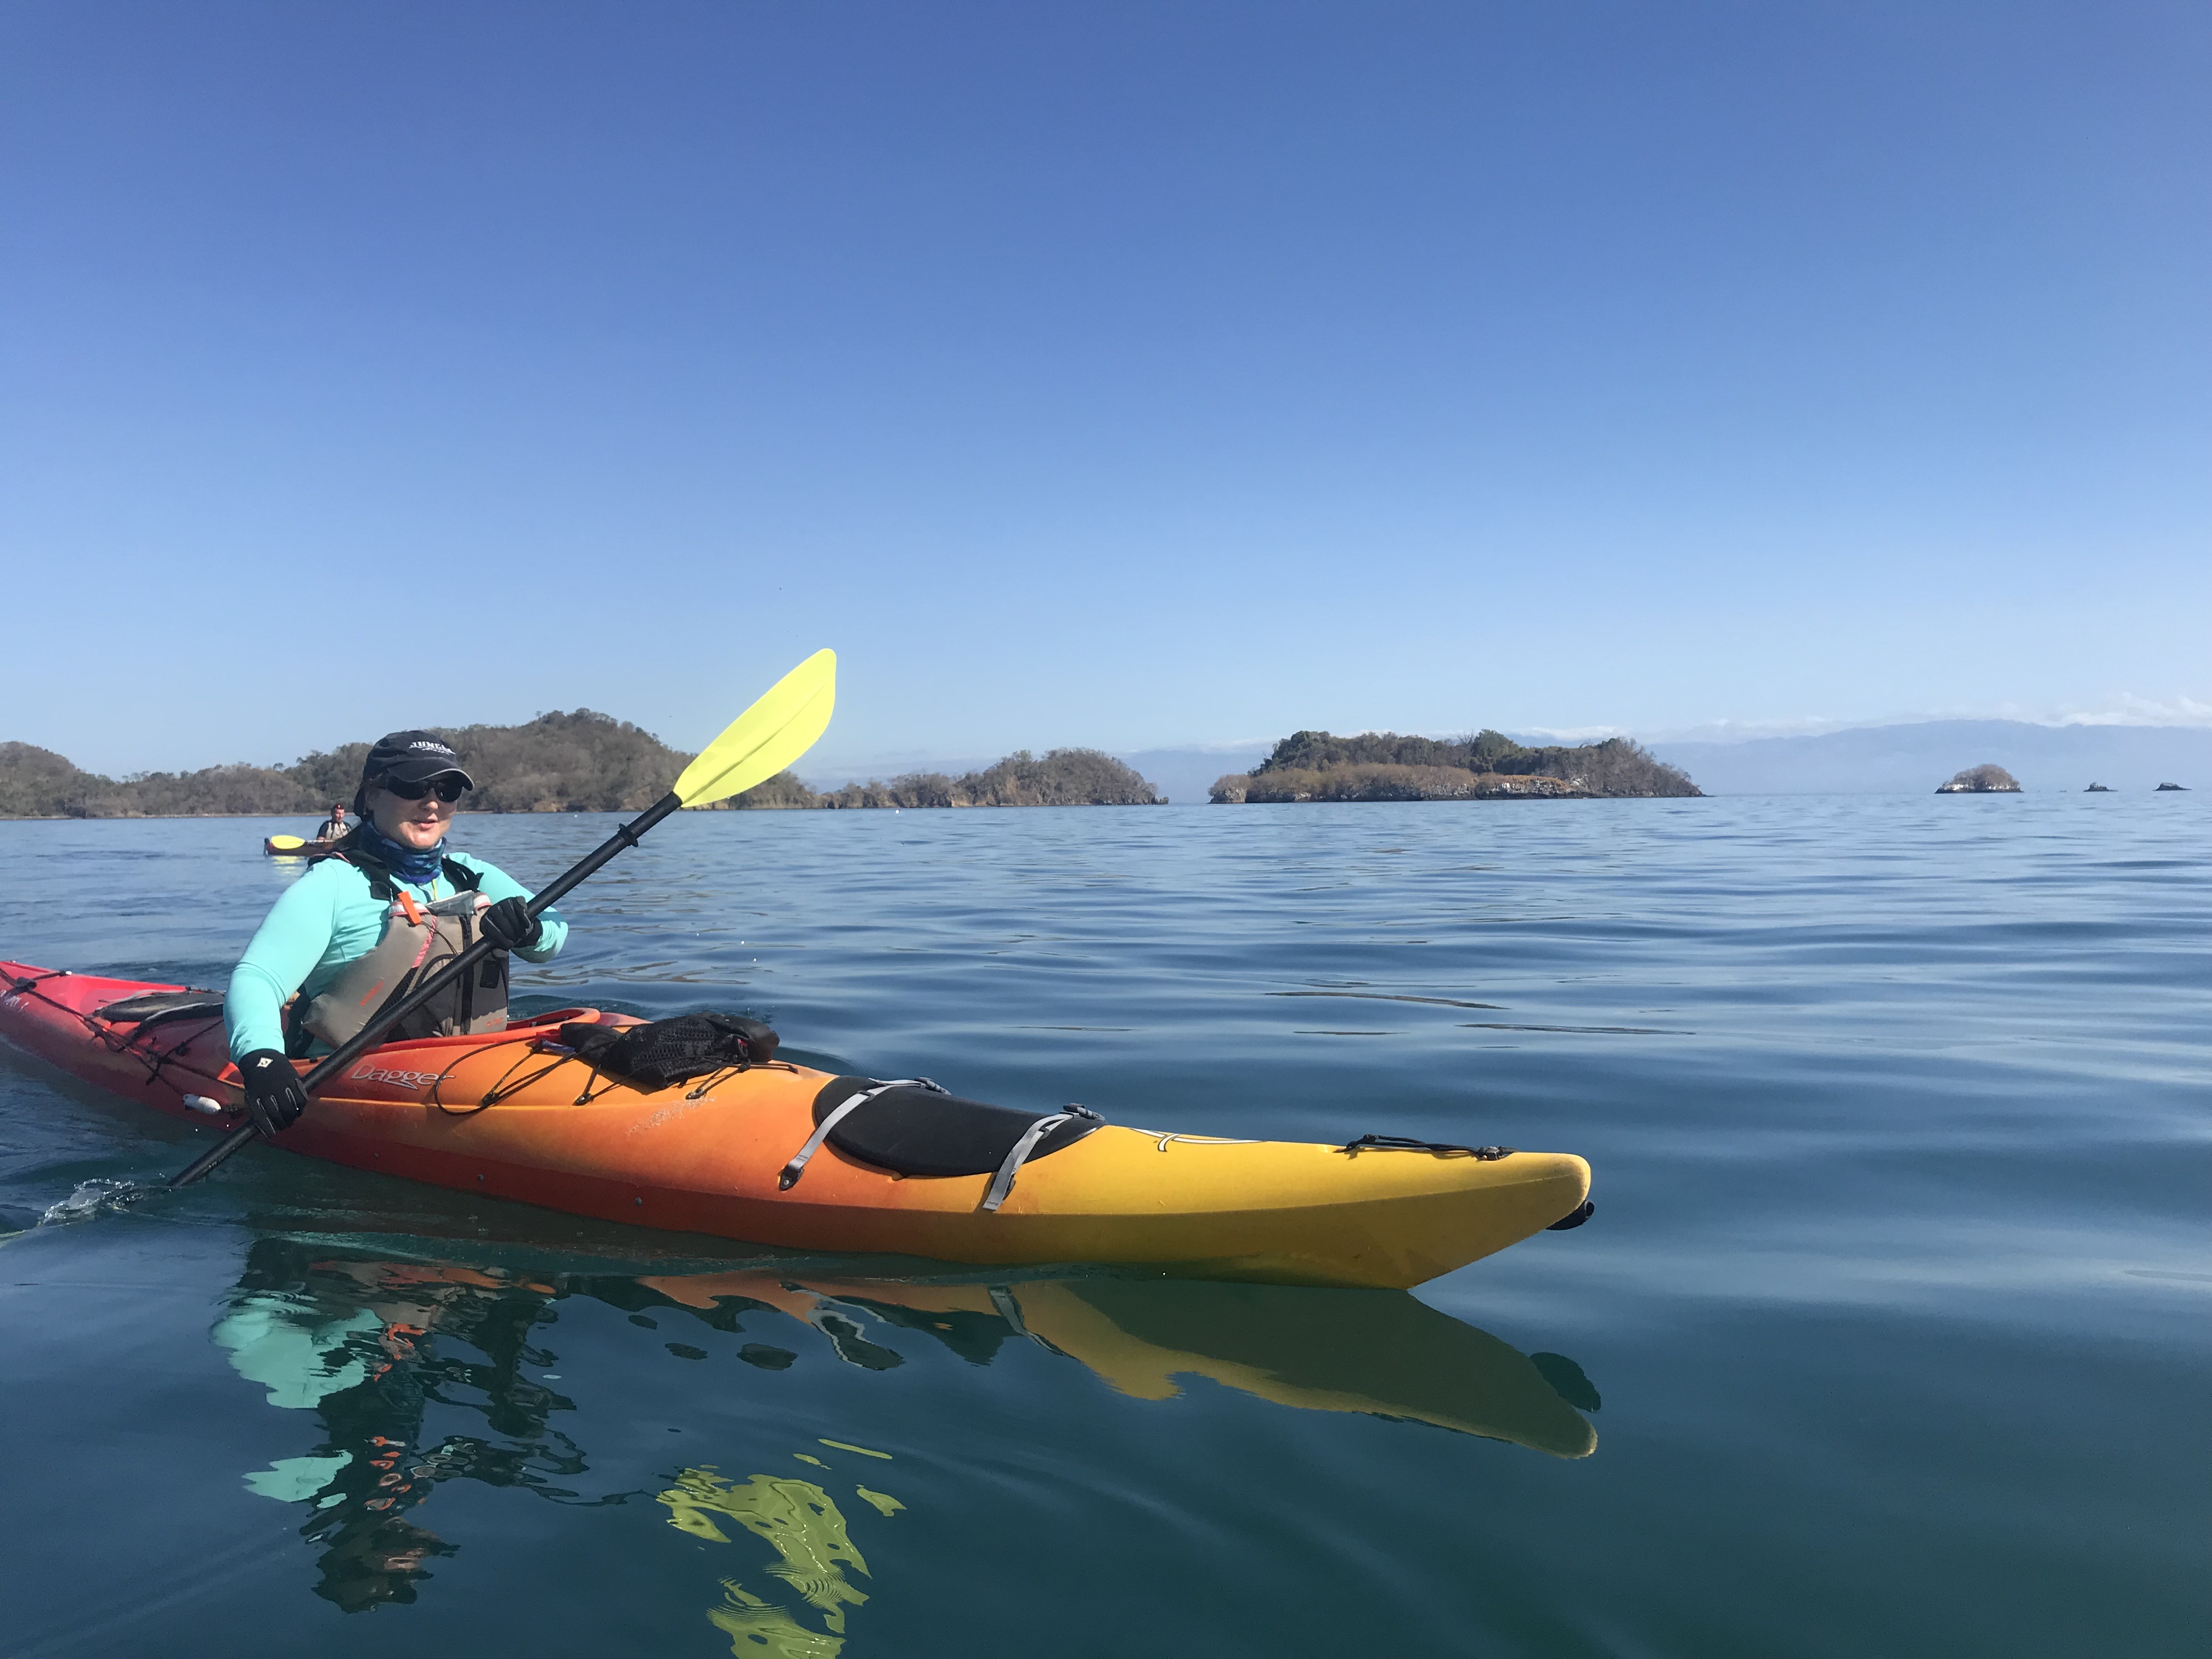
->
[0, 714, 1162, 817]
[1211, 729, 1700, 802]
[810, 749, 1161, 808]
[1935, 764, 2021, 793]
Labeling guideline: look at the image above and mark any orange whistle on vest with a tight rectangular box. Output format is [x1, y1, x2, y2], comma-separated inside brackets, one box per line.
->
[394, 889, 426, 927]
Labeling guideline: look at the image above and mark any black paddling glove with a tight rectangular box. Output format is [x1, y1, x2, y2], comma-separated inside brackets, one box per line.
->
[480, 895, 543, 952]
[239, 1049, 309, 1137]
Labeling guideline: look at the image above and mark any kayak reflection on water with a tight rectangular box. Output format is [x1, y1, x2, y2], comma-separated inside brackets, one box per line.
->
[212, 1238, 1600, 1615]
[634, 1268, 1600, 1453]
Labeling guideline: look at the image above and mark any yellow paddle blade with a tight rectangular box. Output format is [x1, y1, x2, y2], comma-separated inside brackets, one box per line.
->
[673, 648, 837, 806]
[267, 834, 305, 850]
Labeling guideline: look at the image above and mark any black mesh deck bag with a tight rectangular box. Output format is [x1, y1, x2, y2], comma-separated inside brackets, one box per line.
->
[556, 1012, 778, 1087]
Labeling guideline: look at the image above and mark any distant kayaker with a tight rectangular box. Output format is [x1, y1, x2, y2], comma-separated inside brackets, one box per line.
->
[225, 731, 568, 1138]
[313, 802, 348, 842]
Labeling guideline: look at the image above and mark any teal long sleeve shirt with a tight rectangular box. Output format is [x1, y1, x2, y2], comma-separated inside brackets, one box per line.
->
[225, 850, 568, 1062]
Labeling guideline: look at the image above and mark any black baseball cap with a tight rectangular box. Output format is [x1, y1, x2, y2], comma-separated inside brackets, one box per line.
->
[363, 731, 476, 791]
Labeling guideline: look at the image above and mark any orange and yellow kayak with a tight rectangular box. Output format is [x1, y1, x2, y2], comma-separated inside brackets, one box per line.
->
[0, 960, 1591, 1289]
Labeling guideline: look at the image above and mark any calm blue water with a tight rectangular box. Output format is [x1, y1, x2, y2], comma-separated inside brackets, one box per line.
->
[2, 796, 2206, 1658]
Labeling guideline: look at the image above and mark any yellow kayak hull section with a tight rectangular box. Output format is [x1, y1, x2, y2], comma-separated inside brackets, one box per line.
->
[312, 1074, 1592, 1288]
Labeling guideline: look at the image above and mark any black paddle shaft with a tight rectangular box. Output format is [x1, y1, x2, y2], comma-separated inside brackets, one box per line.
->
[168, 789, 685, 1189]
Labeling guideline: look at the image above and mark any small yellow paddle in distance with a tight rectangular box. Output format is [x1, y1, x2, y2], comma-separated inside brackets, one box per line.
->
[170, 649, 837, 1188]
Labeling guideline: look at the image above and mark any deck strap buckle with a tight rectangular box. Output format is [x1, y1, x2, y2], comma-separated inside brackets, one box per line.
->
[981, 1105, 1102, 1213]
[778, 1079, 946, 1191]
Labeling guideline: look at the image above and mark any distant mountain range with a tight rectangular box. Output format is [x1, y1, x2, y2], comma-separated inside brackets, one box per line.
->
[1646, 721, 2210, 795]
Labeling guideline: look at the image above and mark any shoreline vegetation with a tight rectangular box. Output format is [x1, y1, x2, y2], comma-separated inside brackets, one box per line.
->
[1211, 730, 1701, 803]
[3, 714, 1715, 820]
[0, 713, 1164, 819]
[805, 748, 1161, 808]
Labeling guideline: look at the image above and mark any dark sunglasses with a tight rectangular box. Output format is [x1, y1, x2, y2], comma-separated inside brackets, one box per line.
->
[379, 774, 470, 804]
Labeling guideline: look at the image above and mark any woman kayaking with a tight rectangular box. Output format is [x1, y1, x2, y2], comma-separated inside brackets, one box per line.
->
[225, 731, 567, 1138]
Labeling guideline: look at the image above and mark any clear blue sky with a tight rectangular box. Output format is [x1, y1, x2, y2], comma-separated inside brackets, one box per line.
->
[4, 1, 2205, 778]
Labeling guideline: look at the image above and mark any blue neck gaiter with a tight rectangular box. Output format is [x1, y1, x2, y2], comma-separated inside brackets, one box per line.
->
[356, 820, 446, 887]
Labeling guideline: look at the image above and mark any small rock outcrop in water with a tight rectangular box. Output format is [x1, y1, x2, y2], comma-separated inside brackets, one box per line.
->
[2155, 782, 2189, 791]
[2085, 783, 2111, 792]
[1937, 764, 2021, 793]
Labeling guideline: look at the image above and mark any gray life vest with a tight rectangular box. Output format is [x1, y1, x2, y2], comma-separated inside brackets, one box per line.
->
[291, 850, 510, 1052]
